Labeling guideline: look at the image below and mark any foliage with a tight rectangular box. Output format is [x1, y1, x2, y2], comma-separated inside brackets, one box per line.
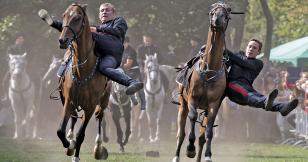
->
[243, 0, 308, 49]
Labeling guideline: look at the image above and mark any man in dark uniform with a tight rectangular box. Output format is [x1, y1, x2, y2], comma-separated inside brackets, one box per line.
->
[122, 36, 146, 110]
[7, 33, 27, 56]
[226, 38, 298, 116]
[136, 34, 161, 77]
[39, 3, 143, 95]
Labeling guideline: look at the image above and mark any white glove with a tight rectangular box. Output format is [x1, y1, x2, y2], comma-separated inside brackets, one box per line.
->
[38, 9, 53, 25]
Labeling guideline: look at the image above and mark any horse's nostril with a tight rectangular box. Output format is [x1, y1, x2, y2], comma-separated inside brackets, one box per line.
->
[59, 38, 66, 44]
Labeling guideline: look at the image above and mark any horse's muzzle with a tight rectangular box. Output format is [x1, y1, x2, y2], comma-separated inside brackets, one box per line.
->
[59, 38, 71, 49]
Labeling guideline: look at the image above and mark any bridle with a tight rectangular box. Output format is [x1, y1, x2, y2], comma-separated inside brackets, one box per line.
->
[209, 4, 231, 32]
[62, 4, 86, 41]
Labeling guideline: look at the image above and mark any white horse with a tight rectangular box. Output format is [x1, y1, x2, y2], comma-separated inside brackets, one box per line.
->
[8, 53, 37, 139]
[144, 54, 165, 143]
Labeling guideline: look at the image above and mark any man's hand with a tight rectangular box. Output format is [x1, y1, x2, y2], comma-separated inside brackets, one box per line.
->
[90, 26, 97, 33]
[38, 9, 53, 25]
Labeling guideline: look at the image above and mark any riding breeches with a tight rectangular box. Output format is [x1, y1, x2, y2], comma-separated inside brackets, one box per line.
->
[226, 81, 266, 108]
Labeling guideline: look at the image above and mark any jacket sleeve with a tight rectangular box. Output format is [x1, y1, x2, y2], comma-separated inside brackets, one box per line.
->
[51, 20, 63, 32]
[228, 52, 263, 73]
[96, 17, 128, 40]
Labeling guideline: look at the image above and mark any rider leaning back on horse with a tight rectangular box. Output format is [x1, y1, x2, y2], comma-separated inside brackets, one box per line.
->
[39, 3, 143, 95]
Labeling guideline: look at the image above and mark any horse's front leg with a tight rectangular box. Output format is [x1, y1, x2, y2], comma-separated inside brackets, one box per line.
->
[66, 110, 78, 156]
[186, 102, 198, 158]
[172, 98, 189, 162]
[73, 110, 93, 162]
[57, 100, 71, 148]
[146, 104, 155, 142]
[94, 106, 108, 160]
[122, 104, 132, 146]
[204, 105, 220, 162]
[155, 101, 164, 142]
[197, 117, 207, 162]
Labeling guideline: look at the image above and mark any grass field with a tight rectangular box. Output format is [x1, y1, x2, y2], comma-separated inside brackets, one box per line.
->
[1, 137, 308, 162]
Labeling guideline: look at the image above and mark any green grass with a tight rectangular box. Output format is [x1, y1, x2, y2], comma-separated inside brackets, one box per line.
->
[1, 137, 308, 162]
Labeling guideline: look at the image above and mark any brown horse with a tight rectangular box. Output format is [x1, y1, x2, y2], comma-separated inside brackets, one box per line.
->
[56, 3, 110, 162]
[173, 2, 231, 162]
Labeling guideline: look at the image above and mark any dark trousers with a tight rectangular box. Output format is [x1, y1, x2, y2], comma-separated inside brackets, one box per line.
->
[98, 55, 133, 87]
[227, 81, 285, 111]
[92, 33, 123, 63]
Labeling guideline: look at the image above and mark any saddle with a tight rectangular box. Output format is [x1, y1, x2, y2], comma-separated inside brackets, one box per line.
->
[175, 53, 202, 88]
[57, 42, 99, 78]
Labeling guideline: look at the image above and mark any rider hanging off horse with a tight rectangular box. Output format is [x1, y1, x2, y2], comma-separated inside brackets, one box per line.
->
[174, 38, 299, 117]
[39, 3, 143, 95]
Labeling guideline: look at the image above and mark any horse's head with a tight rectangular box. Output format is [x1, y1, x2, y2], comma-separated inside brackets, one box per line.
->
[8, 53, 28, 79]
[209, 2, 231, 32]
[144, 54, 160, 83]
[59, 3, 88, 49]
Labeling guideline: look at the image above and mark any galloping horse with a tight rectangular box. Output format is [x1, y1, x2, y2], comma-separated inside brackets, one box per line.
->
[53, 3, 110, 162]
[107, 68, 132, 152]
[8, 53, 37, 139]
[173, 2, 231, 162]
[144, 54, 165, 143]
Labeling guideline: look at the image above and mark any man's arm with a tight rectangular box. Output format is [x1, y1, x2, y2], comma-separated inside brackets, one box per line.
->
[50, 20, 63, 32]
[228, 52, 263, 73]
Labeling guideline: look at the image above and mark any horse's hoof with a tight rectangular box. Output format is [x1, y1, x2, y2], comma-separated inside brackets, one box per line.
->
[204, 156, 212, 162]
[72, 157, 80, 162]
[66, 140, 76, 156]
[172, 156, 180, 162]
[186, 145, 196, 158]
[94, 144, 108, 160]
[119, 146, 125, 153]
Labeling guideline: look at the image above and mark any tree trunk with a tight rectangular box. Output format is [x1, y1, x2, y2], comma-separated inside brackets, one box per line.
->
[260, 0, 273, 60]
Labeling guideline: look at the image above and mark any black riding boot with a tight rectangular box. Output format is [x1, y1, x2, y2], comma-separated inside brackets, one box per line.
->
[271, 99, 299, 116]
[99, 68, 143, 95]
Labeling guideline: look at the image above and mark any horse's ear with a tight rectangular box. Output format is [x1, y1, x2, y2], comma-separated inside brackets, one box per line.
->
[8, 54, 13, 60]
[154, 53, 157, 59]
[145, 54, 149, 60]
[80, 4, 88, 11]
[22, 53, 27, 57]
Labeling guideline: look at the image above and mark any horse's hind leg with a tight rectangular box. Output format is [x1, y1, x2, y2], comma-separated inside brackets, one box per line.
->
[172, 99, 189, 162]
[111, 105, 124, 152]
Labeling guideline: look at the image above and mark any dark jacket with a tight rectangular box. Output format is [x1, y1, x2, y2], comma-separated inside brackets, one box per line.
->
[227, 51, 263, 86]
[51, 17, 127, 44]
[7, 44, 27, 55]
[122, 45, 138, 68]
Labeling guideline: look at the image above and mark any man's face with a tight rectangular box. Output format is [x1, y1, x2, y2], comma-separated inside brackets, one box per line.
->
[143, 36, 152, 46]
[15, 36, 24, 46]
[99, 5, 115, 23]
[245, 41, 260, 58]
